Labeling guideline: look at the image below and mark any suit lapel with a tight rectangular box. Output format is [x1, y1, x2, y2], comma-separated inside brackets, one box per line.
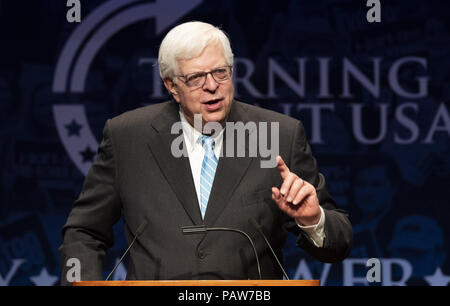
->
[147, 101, 203, 225]
[147, 101, 256, 226]
[204, 102, 255, 226]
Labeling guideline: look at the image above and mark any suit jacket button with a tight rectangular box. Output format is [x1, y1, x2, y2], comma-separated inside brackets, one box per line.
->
[197, 249, 205, 259]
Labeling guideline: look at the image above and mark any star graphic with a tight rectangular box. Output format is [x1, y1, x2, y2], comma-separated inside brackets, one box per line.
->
[29, 267, 58, 286]
[80, 146, 96, 163]
[424, 267, 450, 286]
[64, 119, 83, 137]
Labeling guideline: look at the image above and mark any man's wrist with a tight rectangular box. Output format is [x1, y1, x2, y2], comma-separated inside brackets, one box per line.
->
[296, 206, 326, 248]
[295, 207, 322, 227]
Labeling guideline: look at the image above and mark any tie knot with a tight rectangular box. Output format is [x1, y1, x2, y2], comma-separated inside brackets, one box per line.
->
[200, 135, 215, 151]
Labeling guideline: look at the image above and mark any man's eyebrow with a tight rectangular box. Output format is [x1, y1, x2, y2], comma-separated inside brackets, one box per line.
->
[185, 65, 229, 75]
[187, 71, 205, 75]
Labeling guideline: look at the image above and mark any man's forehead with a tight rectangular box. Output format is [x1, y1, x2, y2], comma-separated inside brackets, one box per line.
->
[177, 43, 227, 73]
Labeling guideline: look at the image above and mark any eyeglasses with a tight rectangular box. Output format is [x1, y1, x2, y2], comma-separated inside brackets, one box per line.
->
[176, 66, 233, 88]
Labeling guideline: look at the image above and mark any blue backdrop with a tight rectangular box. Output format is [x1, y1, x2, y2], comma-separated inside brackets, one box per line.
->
[1, 0, 449, 286]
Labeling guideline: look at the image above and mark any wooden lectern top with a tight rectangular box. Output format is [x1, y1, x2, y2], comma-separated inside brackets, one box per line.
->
[73, 280, 319, 286]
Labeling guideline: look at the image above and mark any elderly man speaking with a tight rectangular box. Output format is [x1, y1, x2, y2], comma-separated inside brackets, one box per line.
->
[59, 21, 352, 284]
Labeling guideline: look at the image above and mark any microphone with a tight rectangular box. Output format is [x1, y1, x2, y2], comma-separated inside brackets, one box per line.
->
[249, 218, 290, 280]
[105, 219, 149, 281]
[181, 225, 262, 280]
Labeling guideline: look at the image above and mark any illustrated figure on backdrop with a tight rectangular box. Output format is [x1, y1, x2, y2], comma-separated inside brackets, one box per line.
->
[350, 155, 402, 258]
[59, 21, 352, 284]
[389, 215, 446, 285]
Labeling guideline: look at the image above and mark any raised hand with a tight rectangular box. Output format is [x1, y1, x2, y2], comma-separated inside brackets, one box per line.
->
[272, 156, 321, 226]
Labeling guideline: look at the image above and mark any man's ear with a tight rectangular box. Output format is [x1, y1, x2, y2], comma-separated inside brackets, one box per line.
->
[163, 78, 180, 102]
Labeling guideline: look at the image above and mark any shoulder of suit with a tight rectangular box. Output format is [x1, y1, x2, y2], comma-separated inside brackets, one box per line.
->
[106, 100, 302, 131]
[107, 101, 173, 128]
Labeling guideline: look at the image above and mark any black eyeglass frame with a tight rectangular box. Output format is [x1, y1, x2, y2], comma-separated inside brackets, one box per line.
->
[175, 65, 233, 88]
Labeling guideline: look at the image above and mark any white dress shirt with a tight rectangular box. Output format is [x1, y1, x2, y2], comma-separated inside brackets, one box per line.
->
[179, 109, 325, 247]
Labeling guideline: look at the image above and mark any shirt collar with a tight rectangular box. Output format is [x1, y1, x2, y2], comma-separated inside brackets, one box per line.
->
[179, 107, 224, 155]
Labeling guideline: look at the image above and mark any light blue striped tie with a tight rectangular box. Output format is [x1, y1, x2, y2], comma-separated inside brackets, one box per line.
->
[199, 135, 217, 219]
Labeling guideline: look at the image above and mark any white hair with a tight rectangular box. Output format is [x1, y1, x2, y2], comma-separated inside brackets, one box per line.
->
[158, 21, 234, 81]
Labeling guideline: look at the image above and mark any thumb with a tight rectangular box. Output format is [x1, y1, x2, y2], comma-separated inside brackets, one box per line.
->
[271, 187, 283, 204]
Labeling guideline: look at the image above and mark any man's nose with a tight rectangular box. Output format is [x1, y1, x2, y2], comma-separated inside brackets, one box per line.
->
[202, 72, 219, 91]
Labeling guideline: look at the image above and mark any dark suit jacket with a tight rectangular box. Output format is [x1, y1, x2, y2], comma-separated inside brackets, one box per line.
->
[59, 100, 352, 284]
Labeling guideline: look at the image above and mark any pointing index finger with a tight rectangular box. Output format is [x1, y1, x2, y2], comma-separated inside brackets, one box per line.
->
[277, 155, 290, 180]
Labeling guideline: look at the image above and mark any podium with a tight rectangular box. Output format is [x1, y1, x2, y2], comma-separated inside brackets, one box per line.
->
[73, 280, 319, 286]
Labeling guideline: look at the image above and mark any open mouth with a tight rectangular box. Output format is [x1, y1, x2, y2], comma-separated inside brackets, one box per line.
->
[203, 98, 222, 111]
[205, 99, 221, 105]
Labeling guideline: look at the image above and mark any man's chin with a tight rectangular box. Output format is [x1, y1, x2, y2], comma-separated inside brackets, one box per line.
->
[202, 111, 226, 124]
